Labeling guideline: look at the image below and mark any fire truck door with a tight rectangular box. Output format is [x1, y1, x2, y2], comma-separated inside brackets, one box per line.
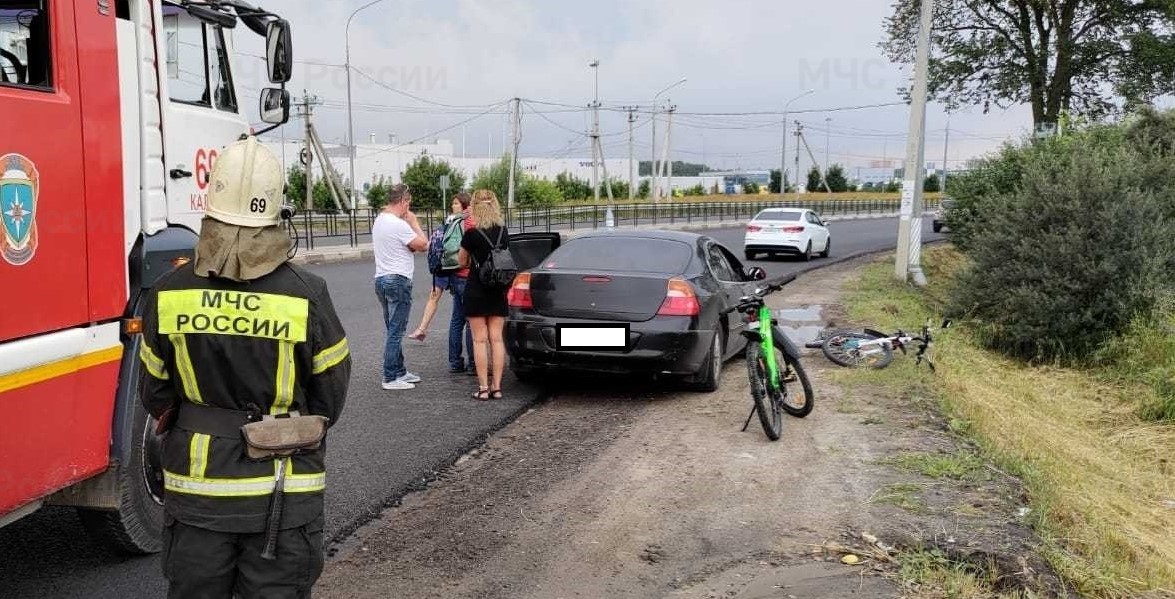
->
[0, 1, 89, 342]
[158, 1, 248, 234]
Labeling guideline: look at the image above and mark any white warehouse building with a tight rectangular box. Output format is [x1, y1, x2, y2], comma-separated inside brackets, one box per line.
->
[263, 139, 633, 195]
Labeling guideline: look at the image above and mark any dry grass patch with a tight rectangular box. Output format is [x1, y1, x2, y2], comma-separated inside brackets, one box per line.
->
[838, 247, 1175, 598]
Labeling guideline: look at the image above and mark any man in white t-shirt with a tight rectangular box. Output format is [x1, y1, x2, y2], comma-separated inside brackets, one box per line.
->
[373, 184, 429, 389]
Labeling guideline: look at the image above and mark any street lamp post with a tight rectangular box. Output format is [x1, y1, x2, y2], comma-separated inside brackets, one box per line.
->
[345, 0, 391, 211]
[650, 77, 686, 202]
[779, 89, 814, 196]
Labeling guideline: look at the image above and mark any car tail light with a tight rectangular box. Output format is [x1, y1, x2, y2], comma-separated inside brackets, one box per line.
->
[782, 225, 805, 233]
[746, 225, 762, 233]
[507, 272, 533, 309]
[657, 278, 700, 316]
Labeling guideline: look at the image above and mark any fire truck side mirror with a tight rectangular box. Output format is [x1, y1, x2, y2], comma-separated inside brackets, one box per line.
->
[260, 88, 291, 125]
[266, 19, 293, 84]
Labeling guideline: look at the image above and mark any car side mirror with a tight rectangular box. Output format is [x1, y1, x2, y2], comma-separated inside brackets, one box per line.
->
[260, 88, 290, 124]
[265, 19, 293, 84]
[746, 266, 767, 281]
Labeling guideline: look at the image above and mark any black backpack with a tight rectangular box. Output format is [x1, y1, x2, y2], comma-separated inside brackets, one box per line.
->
[475, 226, 517, 289]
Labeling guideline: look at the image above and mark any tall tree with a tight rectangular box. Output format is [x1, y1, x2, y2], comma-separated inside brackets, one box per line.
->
[806, 166, 823, 193]
[401, 155, 466, 211]
[880, 0, 1175, 126]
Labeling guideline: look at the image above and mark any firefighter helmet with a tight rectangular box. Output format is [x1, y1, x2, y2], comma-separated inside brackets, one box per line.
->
[205, 136, 285, 228]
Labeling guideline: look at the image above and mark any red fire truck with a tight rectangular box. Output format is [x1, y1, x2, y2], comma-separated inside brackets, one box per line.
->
[0, 0, 293, 553]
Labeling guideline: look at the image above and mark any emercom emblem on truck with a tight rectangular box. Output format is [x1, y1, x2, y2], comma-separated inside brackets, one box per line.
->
[0, 153, 39, 266]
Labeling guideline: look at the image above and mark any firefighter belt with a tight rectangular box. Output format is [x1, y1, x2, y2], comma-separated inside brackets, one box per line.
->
[175, 403, 328, 460]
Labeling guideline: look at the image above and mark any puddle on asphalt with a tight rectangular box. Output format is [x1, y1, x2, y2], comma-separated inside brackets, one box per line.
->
[773, 305, 829, 348]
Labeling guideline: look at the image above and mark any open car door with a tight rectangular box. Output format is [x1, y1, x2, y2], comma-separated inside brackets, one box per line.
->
[510, 232, 561, 271]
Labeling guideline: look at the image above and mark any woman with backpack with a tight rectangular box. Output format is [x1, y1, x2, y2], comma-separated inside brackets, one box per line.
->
[408, 192, 476, 375]
[458, 189, 511, 400]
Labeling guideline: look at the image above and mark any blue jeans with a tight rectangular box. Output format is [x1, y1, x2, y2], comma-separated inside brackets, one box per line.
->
[449, 276, 475, 371]
[375, 274, 413, 382]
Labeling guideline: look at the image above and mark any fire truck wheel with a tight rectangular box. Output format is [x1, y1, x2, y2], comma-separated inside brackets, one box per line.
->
[77, 368, 165, 554]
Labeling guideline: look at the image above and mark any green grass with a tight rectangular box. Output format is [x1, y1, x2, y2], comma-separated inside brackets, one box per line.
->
[883, 451, 989, 482]
[871, 482, 927, 513]
[897, 548, 1040, 599]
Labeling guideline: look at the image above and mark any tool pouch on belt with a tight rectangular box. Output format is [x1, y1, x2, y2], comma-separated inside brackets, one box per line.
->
[240, 412, 329, 460]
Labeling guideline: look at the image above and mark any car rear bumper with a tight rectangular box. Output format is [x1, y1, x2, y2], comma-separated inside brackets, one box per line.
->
[744, 233, 808, 253]
[506, 313, 713, 376]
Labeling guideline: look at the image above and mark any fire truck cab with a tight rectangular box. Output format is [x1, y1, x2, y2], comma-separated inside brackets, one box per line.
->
[0, 0, 292, 554]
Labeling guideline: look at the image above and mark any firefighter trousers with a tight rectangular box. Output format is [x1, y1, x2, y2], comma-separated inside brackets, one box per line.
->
[161, 514, 325, 599]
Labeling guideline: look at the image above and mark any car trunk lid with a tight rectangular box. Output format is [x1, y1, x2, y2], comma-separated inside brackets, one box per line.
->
[530, 272, 670, 321]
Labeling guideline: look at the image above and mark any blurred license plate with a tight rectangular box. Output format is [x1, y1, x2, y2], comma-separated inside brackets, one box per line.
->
[556, 325, 629, 350]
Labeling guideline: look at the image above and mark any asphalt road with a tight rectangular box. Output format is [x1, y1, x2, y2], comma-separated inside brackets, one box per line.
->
[0, 217, 941, 599]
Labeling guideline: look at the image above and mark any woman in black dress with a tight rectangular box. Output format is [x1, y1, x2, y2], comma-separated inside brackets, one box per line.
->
[458, 190, 510, 400]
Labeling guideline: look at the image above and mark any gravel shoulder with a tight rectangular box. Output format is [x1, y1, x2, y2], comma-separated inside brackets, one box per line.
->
[315, 256, 1057, 599]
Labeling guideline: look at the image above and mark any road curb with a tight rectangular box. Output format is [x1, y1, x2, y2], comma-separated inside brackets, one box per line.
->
[291, 211, 926, 265]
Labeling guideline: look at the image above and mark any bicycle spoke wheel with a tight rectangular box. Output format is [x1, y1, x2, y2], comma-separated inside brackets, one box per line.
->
[775, 346, 814, 418]
[746, 341, 781, 441]
[821, 332, 894, 369]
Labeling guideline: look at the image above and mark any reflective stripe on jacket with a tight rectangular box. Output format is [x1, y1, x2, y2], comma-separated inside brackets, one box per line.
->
[138, 262, 351, 533]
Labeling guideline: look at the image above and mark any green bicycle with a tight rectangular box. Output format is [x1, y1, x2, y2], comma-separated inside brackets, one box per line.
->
[724, 275, 814, 441]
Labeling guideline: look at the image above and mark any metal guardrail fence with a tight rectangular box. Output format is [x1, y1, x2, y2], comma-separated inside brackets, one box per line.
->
[294, 197, 942, 250]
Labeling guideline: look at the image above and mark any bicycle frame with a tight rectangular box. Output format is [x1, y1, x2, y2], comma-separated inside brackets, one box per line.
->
[746, 304, 781, 392]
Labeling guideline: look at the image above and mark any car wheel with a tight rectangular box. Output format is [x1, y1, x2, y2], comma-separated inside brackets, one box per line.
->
[802, 241, 813, 262]
[820, 236, 831, 258]
[687, 328, 724, 393]
[933, 222, 942, 233]
[512, 366, 546, 383]
[77, 361, 164, 555]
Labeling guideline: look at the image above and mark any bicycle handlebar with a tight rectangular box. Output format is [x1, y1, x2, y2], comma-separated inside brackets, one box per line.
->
[723, 273, 799, 315]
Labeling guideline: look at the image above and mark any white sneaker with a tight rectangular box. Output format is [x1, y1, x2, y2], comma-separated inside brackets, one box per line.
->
[382, 379, 415, 390]
[399, 372, 422, 384]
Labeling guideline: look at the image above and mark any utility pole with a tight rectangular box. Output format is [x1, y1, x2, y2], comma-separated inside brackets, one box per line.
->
[625, 106, 636, 201]
[895, 0, 934, 286]
[589, 59, 601, 204]
[300, 93, 316, 213]
[506, 98, 522, 210]
[825, 117, 832, 173]
[664, 104, 676, 200]
[798, 126, 832, 194]
[940, 115, 950, 192]
[650, 106, 658, 202]
[779, 90, 814, 196]
[794, 121, 803, 193]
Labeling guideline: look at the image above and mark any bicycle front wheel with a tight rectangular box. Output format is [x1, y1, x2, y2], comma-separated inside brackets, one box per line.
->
[821, 331, 894, 369]
[746, 340, 782, 441]
[777, 348, 815, 418]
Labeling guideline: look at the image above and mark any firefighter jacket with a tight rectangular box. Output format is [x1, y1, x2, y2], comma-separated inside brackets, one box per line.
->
[138, 262, 351, 534]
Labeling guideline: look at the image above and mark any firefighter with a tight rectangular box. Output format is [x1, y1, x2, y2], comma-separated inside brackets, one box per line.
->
[138, 135, 351, 598]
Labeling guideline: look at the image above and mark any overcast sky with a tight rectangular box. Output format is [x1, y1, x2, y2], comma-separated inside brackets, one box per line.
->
[235, 0, 1039, 174]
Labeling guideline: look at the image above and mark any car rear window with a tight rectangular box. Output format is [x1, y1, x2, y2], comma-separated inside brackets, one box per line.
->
[542, 237, 693, 273]
[754, 210, 802, 221]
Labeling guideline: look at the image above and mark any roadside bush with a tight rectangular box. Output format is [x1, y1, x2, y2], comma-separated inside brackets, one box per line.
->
[947, 143, 1173, 364]
[516, 178, 563, 207]
[1095, 296, 1175, 422]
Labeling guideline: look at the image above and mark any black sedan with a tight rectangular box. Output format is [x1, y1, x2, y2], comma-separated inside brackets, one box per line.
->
[503, 230, 768, 391]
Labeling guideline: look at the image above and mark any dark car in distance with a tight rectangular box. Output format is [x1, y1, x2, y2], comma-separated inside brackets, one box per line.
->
[503, 229, 768, 392]
[933, 198, 956, 233]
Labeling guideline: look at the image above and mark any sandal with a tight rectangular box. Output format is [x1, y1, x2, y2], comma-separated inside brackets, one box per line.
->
[471, 387, 490, 401]
[489, 389, 503, 400]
